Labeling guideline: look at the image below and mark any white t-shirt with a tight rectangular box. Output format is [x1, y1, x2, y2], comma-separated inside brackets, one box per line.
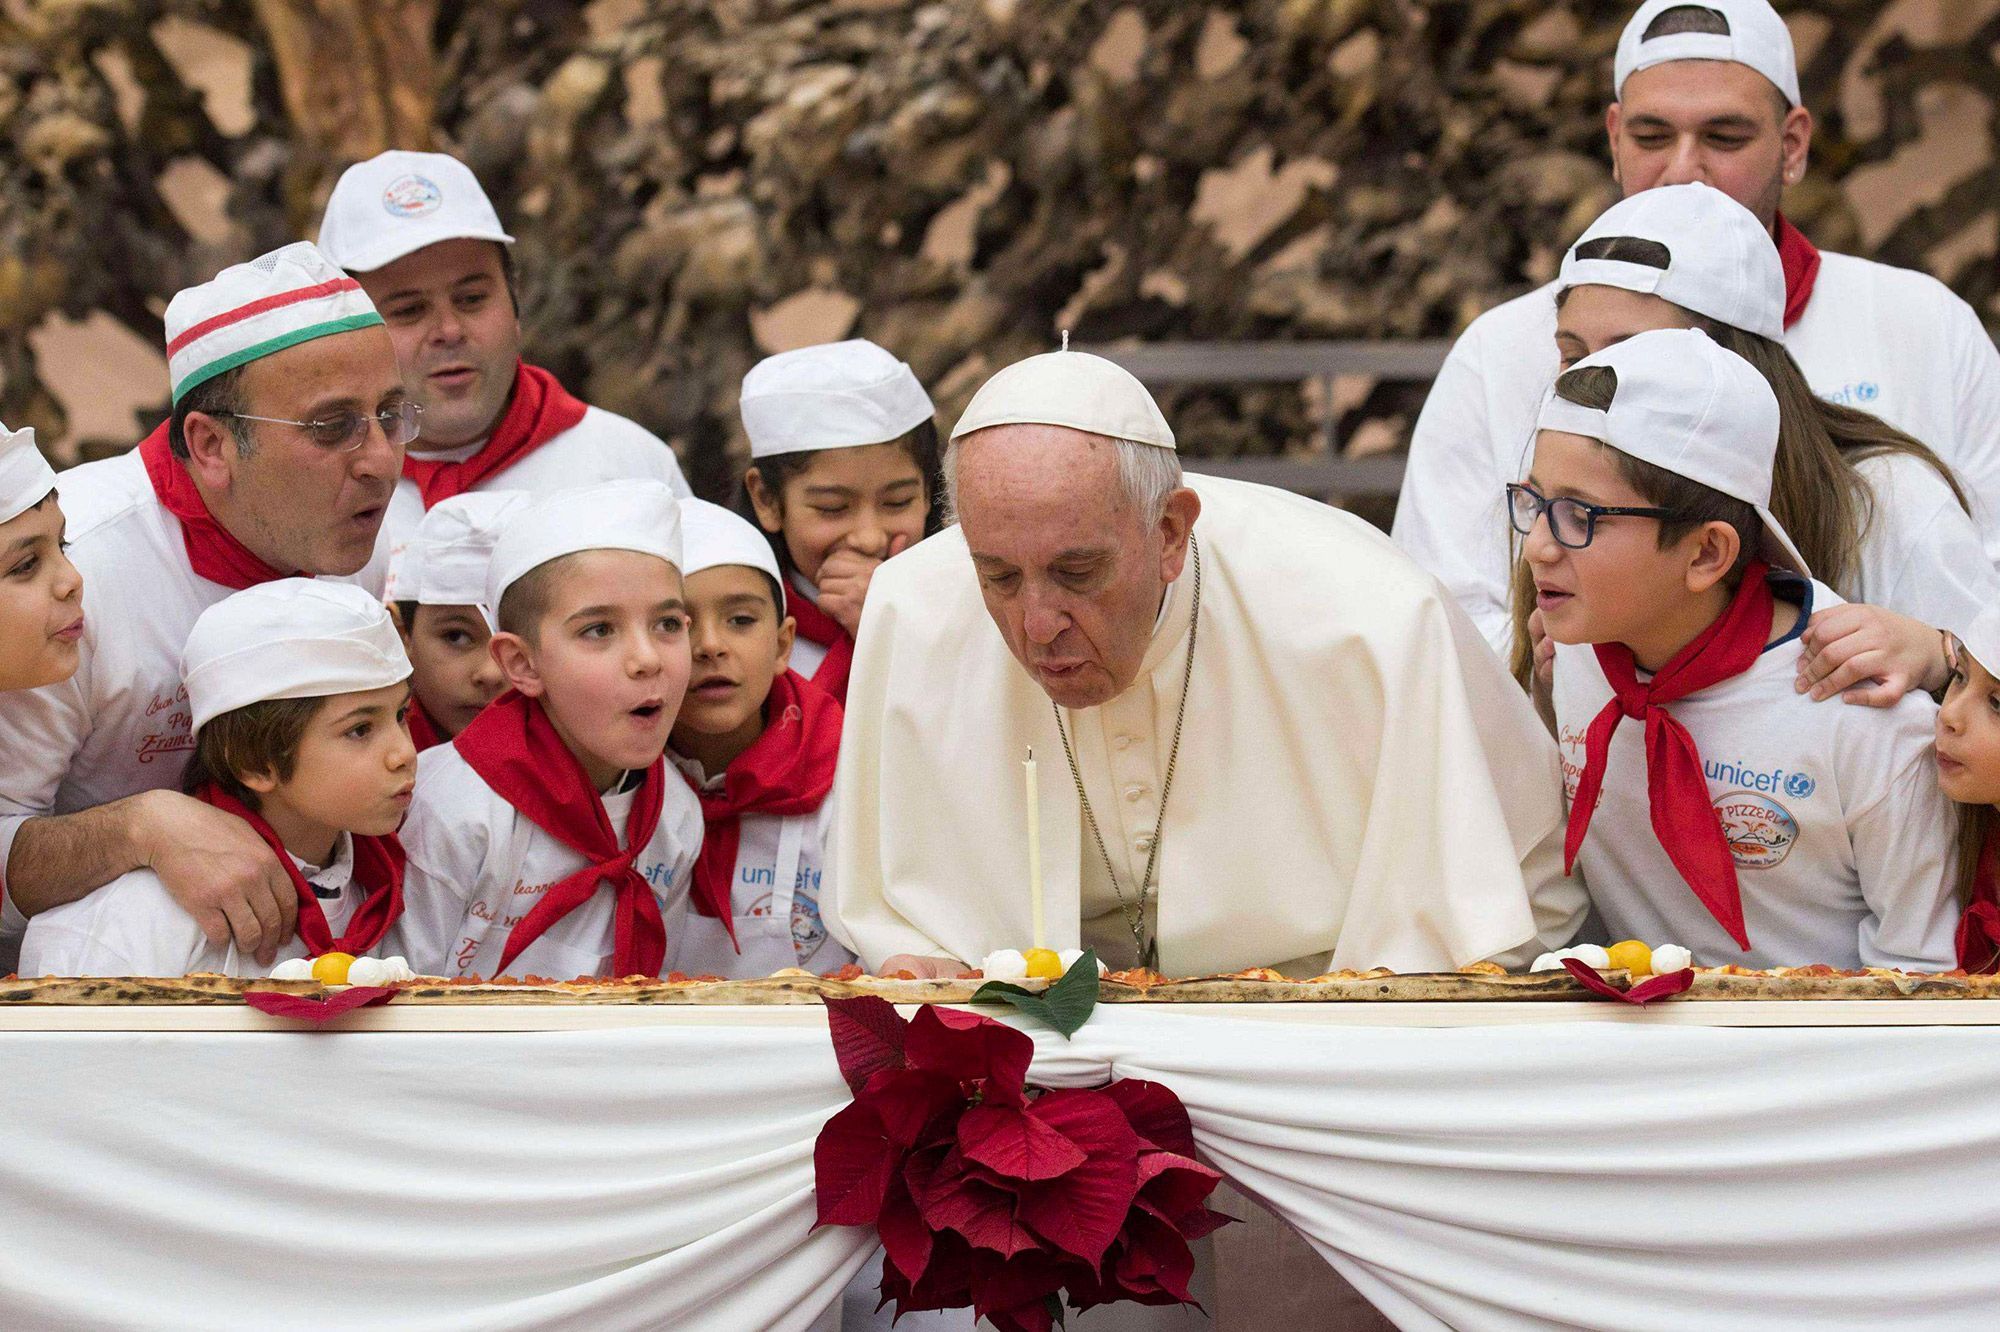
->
[381, 405, 692, 596]
[1395, 250, 2000, 655]
[392, 747, 702, 979]
[1552, 578, 1959, 972]
[20, 835, 363, 978]
[0, 451, 387, 956]
[666, 753, 851, 977]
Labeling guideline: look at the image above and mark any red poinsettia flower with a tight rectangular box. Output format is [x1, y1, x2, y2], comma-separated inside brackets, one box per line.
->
[813, 996, 1233, 1326]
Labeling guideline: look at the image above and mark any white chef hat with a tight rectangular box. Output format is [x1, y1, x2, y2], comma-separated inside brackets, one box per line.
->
[739, 339, 935, 460]
[487, 480, 684, 615]
[165, 242, 384, 404]
[1558, 182, 1785, 342]
[950, 350, 1175, 450]
[184, 579, 412, 732]
[1954, 607, 2000, 680]
[401, 491, 528, 618]
[1615, 0, 1800, 108]
[0, 423, 55, 527]
[316, 149, 516, 274]
[678, 497, 785, 608]
[1537, 327, 1806, 574]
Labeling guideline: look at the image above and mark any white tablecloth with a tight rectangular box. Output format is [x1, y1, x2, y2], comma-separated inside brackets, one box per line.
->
[3, 1007, 1998, 1329]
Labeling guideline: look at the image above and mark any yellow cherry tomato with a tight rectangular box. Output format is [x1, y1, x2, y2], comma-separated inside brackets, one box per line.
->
[1605, 940, 1653, 978]
[311, 952, 357, 985]
[1023, 948, 1063, 980]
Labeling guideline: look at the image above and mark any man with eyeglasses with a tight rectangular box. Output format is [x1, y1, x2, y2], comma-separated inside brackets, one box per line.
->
[315, 149, 690, 581]
[0, 242, 410, 970]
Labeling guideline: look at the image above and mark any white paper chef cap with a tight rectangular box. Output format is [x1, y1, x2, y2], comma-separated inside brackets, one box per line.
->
[1955, 607, 2000, 681]
[1537, 327, 1806, 574]
[487, 480, 684, 615]
[1615, 0, 1800, 108]
[316, 150, 516, 274]
[184, 579, 412, 731]
[950, 350, 1175, 450]
[677, 497, 784, 602]
[1558, 183, 1786, 342]
[402, 491, 528, 613]
[739, 339, 935, 459]
[0, 423, 55, 527]
[165, 242, 385, 404]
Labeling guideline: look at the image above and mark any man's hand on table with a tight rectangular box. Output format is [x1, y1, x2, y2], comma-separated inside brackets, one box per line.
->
[138, 789, 298, 966]
[875, 953, 964, 979]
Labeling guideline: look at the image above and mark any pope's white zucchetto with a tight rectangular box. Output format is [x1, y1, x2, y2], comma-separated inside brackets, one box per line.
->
[183, 580, 411, 732]
[950, 350, 1175, 450]
[740, 339, 935, 460]
[0, 423, 55, 527]
[487, 480, 684, 614]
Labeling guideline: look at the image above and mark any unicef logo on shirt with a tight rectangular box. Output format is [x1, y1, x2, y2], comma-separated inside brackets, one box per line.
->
[1714, 791, 1798, 871]
[1784, 771, 1816, 800]
[382, 174, 443, 218]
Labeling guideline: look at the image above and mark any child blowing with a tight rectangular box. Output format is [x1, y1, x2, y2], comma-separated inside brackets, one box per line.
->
[22, 580, 416, 976]
[1524, 328, 1958, 971]
[0, 423, 83, 698]
[392, 490, 523, 749]
[667, 499, 850, 977]
[396, 481, 703, 979]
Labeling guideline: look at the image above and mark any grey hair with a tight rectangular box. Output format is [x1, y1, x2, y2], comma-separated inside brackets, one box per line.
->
[942, 431, 1184, 526]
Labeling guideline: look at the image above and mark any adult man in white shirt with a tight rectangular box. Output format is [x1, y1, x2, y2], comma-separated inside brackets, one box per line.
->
[0, 243, 409, 968]
[1394, 0, 2000, 656]
[316, 149, 691, 580]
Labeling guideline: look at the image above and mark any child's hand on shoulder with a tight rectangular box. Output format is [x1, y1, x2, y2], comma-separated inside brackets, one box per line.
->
[1795, 602, 1949, 708]
[815, 534, 913, 636]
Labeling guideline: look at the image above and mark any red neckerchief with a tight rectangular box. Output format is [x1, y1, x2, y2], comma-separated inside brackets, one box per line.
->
[401, 362, 588, 510]
[1566, 562, 1777, 950]
[139, 424, 293, 590]
[1775, 214, 1821, 330]
[681, 670, 842, 949]
[787, 587, 854, 704]
[195, 784, 405, 955]
[452, 689, 668, 977]
[1957, 828, 2000, 974]
[405, 698, 444, 753]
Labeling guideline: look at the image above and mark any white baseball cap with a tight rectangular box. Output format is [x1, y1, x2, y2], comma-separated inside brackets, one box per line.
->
[487, 480, 683, 614]
[184, 579, 411, 731]
[316, 150, 516, 274]
[165, 242, 384, 403]
[1558, 182, 1785, 341]
[0, 423, 55, 526]
[678, 498, 784, 605]
[739, 340, 935, 459]
[1615, 0, 1800, 108]
[951, 349, 1175, 450]
[402, 490, 527, 617]
[1537, 327, 1806, 574]
[1954, 607, 2000, 680]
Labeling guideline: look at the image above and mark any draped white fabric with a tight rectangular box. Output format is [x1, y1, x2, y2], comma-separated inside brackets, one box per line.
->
[3, 1008, 1998, 1330]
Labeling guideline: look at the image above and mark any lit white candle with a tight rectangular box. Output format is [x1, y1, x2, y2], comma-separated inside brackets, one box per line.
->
[1024, 746, 1044, 951]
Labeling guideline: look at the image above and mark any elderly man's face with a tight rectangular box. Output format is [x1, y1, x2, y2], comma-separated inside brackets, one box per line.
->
[956, 425, 1197, 710]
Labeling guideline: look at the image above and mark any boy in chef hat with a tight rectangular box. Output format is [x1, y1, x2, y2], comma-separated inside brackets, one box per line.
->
[1934, 610, 2000, 973]
[666, 498, 851, 977]
[391, 490, 526, 750]
[0, 423, 83, 695]
[396, 480, 703, 979]
[1527, 327, 1958, 973]
[737, 339, 941, 703]
[19, 580, 418, 978]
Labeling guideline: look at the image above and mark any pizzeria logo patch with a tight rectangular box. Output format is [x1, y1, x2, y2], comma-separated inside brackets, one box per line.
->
[1715, 790, 1798, 870]
[382, 174, 443, 218]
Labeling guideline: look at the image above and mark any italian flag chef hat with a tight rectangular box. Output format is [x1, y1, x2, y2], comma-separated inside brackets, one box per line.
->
[164, 242, 385, 404]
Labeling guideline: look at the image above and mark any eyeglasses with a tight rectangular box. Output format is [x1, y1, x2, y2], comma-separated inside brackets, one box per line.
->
[1506, 483, 1683, 550]
[216, 401, 423, 453]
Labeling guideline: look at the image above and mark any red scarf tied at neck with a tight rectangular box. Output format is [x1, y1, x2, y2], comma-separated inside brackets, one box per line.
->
[1957, 829, 2000, 974]
[1565, 563, 1777, 951]
[787, 590, 854, 704]
[683, 670, 842, 949]
[402, 362, 587, 510]
[453, 689, 669, 977]
[195, 784, 406, 956]
[1775, 213, 1821, 331]
[140, 424, 294, 590]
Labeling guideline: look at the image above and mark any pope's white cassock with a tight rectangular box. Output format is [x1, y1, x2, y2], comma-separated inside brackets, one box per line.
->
[826, 354, 1585, 978]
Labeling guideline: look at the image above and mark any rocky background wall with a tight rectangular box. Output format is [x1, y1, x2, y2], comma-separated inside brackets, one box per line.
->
[1, 0, 1994, 509]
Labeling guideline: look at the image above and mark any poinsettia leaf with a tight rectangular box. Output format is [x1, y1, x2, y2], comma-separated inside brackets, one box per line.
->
[1133, 1149, 1225, 1217]
[1103, 1079, 1197, 1156]
[877, 1175, 934, 1285]
[813, 1100, 899, 1227]
[917, 1159, 1042, 1258]
[1016, 1090, 1144, 1265]
[971, 951, 1100, 1039]
[959, 1103, 1090, 1182]
[863, 1068, 965, 1149]
[822, 995, 908, 1094]
[905, 1005, 1033, 1106]
[969, 1249, 1069, 1325]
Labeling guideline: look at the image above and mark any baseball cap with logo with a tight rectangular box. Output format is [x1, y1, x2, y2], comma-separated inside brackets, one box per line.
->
[316, 150, 516, 274]
[1536, 327, 1805, 575]
[1558, 182, 1785, 341]
[1614, 0, 1801, 108]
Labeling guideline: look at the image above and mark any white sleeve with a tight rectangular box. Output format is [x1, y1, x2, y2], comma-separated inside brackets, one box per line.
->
[1842, 724, 1962, 972]
[1943, 290, 2000, 570]
[0, 666, 96, 917]
[1391, 324, 1517, 657]
[1854, 454, 2000, 630]
[393, 777, 479, 977]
